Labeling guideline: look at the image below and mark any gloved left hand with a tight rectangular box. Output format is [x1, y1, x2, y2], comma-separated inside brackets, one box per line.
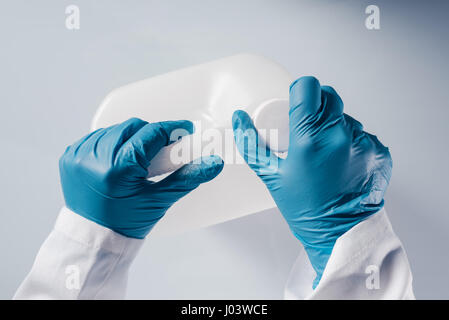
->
[59, 117, 224, 239]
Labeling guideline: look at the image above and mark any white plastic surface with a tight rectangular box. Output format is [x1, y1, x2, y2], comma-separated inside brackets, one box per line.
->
[92, 54, 293, 236]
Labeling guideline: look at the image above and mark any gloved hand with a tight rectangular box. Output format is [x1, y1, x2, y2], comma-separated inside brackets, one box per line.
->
[60, 117, 224, 239]
[232, 76, 392, 288]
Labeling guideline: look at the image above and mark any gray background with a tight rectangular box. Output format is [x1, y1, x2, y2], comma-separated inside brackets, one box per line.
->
[1, 0, 448, 299]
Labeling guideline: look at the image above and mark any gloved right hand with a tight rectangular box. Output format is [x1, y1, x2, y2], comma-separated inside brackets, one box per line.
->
[232, 76, 392, 288]
[59, 117, 224, 239]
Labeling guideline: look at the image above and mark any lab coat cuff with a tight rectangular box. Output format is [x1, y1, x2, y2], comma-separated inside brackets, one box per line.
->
[322, 208, 395, 272]
[312, 208, 413, 298]
[54, 207, 144, 259]
[285, 208, 414, 299]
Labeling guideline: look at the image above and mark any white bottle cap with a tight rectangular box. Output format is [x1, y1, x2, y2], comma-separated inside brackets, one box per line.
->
[253, 98, 289, 152]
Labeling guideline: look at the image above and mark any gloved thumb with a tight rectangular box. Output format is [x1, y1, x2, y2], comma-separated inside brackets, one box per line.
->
[153, 155, 224, 203]
[232, 110, 281, 179]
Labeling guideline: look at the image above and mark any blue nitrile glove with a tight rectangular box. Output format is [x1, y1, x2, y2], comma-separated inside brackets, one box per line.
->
[59, 117, 224, 239]
[232, 76, 392, 288]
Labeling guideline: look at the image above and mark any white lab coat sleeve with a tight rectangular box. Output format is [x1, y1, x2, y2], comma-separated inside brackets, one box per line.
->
[13, 207, 144, 299]
[284, 209, 415, 299]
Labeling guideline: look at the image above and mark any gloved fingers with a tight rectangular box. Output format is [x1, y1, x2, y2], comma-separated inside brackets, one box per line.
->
[343, 113, 366, 146]
[121, 120, 194, 168]
[344, 114, 390, 161]
[232, 110, 282, 179]
[66, 118, 147, 161]
[344, 113, 392, 188]
[289, 76, 322, 137]
[321, 86, 344, 120]
[365, 132, 392, 165]
[360, 132, 393, 205]
[102, 117, 148, 150]
[344, 114, 364, 132]
[64, 127, 105, 157]
[148, 155, 224, 202]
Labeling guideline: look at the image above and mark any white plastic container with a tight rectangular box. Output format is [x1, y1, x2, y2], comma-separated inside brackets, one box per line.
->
[92, 54, 293, 236]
